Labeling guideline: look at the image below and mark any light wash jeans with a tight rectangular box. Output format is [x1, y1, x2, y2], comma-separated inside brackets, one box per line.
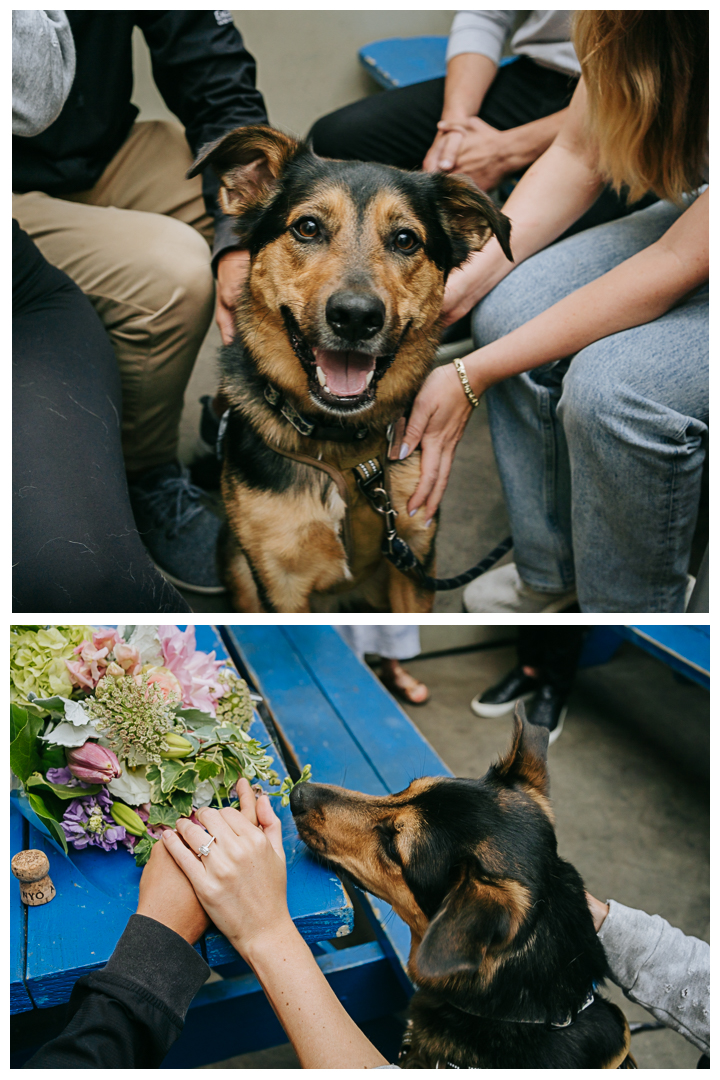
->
[472, 197, 708, 613]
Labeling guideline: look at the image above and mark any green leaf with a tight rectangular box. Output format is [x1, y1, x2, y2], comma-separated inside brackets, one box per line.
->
[11, 704, 28, 742]
[38, 743, 67, 773]
[26, 772, 101, 800]
[220, 757, 239, 790]
[26, 792, 68, 853]
[159, 760, 198, 795]
[133, 836, 158, 867]
[170, 790, 193, 817]
[145, 764, 166, 803]
[10, 708, 43, 783]
[147, 802, 183, 828]
[196, 757, 222, 782]
[174, 706, 215, 726]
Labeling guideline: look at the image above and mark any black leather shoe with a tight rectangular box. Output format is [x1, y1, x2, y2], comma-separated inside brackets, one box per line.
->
[470, 665, 540, 718]
[527, 683, 568, 745]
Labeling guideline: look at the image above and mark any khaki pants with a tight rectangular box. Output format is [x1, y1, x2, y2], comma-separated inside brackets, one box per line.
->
[13, 120, 216, 473]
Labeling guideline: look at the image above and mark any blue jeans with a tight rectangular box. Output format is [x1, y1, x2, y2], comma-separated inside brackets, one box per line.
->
[472, 198, 708, 613]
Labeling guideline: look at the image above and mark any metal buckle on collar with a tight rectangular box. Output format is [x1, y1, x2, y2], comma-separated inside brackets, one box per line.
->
[280, 399, 316, 437]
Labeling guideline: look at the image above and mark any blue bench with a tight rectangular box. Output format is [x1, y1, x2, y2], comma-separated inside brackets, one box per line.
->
[359, 36, 517, 90]
[11, 625, 443, 1066]
[579, 625, 709, 690]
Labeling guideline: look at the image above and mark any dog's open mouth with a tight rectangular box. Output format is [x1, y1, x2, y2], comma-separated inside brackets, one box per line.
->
[282, 307, 399, 414]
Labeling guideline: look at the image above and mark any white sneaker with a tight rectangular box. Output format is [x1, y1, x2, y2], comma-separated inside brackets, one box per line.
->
[463, 563, 576, 614]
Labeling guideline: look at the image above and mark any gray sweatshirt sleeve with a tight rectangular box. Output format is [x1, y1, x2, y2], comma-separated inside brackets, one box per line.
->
[12, 10, 76, 137]
[446, 11, 516, 65]
[598, 900, 709, 1054]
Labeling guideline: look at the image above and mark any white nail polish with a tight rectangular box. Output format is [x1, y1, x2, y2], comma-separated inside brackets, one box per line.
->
[409, 509, 417, 517]
[425, 518, 433, 529]
[399, 443, 410, 460]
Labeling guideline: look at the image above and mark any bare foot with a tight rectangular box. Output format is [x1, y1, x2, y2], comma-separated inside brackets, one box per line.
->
[379, 658, 429, 705]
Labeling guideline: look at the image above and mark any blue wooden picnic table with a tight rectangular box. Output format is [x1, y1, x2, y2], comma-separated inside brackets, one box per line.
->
[11, 625, 443, 1066]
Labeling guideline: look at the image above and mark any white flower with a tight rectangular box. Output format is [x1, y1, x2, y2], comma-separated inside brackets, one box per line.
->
[192, 779, 216, 808]
[40, 719, 99, 747]
[120, 625, 164, 667]
[107, 765, 152, 806]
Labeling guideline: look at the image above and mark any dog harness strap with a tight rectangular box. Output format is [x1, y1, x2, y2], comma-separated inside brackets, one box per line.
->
[267, 442, 356, 567]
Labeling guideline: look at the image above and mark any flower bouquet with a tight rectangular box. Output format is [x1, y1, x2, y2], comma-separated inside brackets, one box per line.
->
[10, 625, 310, 866]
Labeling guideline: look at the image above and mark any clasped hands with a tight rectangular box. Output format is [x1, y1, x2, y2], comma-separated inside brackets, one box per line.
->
[423, 115, 519, 193]
[136, 777, 291, 959]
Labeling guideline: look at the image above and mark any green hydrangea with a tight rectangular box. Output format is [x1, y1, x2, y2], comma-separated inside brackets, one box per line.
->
[86, 673, 178, 766]
[10, 625, 94, 706]
[215, 668, 253, 730]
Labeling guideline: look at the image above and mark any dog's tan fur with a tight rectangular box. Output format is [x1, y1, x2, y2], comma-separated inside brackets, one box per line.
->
[190, 126, 510, 612]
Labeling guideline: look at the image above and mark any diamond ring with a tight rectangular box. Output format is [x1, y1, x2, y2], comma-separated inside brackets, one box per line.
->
[197, 836, 216, 857]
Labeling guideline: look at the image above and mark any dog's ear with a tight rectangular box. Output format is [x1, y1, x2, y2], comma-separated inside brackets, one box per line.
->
[433, 172, 513, 268]
[493, 701, 549, 796]
[187, 124, 300, 216]
[414, 861, 529, 981]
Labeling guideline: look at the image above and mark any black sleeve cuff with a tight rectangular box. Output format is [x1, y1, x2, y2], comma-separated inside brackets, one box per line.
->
[211, 213, 243, 270]
[103, 914, 210, 1019]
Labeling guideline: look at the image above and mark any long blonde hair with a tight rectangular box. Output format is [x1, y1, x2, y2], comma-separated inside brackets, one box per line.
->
[573, 11, 708, 204]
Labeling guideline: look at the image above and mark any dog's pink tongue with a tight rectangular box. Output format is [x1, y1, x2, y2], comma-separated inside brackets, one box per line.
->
[313, 348, 376, 396]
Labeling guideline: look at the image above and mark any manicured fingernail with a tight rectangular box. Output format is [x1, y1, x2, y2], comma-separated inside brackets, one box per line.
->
[409, 508, 417, 517]
[439, 160, 450, 169]
[425, 518, 433, 528]
[399, 443, 410, 460]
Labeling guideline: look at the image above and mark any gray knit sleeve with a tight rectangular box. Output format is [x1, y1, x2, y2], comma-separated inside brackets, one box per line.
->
[598, 899, 709, 1054]
[12, 10, 76, 136]
[446, 11, 516, 65]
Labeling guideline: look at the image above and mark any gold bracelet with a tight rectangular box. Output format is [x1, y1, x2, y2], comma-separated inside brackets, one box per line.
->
[453, 358, 480, 408]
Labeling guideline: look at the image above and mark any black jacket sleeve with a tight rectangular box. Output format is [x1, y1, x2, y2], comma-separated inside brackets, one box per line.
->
[137, 10, 269, 265]
[24, 915, 210, 1068]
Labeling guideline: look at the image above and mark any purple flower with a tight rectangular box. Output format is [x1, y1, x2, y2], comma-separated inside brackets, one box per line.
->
[47, 765, 91, 790]
[61, 789, 126, 851]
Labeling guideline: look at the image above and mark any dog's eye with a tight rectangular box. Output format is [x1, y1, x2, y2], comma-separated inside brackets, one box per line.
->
[291, 217, 321, 241]
[393, 229, 420, 254]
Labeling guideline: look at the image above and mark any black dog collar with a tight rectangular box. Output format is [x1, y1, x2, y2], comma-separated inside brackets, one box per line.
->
[263, 382, 372, 443]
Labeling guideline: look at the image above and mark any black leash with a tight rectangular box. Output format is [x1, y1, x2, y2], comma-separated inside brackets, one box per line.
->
[353, 458, 513, 592]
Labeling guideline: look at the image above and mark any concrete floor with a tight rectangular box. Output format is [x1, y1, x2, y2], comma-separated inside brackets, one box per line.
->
[201, 637, 709, 1069]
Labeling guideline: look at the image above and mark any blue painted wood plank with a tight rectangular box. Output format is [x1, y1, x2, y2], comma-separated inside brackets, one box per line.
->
[163, 942, 408, 1068]
[282, 625, 452, 787]
[624, 625, 710, 688]
[25, 819, 132, 1007]
[358, 36, 449, 89]
[10, 803, 34, 1014]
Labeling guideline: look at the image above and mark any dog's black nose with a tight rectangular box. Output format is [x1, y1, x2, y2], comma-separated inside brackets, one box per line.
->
[326, 291, 385, 343]
[289, 781, 329, 816]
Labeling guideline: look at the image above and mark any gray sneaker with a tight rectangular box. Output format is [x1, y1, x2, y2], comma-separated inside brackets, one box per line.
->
[463, 562, 576, 613]
[128, 461, 225, 595]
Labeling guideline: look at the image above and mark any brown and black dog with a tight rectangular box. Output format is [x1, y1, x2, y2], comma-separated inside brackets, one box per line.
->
[189, 126, 511, 613]
[290, 707, 635, 1069]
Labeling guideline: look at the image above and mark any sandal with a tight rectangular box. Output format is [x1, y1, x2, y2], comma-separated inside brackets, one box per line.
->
[379, 660, 430, 706]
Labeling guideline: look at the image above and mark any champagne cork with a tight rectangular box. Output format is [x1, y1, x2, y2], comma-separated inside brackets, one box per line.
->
[11, 850, 56, 906]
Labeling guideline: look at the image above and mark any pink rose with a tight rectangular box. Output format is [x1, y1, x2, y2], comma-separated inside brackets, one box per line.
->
[114, 642, 142, 676]
[134, 666, 182, 701]
[93, 628, 122, 653]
